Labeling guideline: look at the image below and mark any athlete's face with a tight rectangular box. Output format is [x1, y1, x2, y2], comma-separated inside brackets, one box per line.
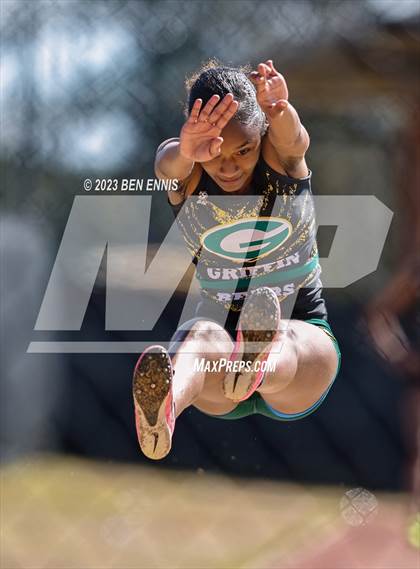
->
[201, 120, 261, 193]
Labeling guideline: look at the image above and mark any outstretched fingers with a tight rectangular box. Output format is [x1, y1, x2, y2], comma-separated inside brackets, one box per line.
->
[203, 94, 238, 129]
[197, 94, 221, 122]
[258, 62, 271, 78]
[189, 93, 238, 128]
[188, 98, 203, 123]
[265, 59, 277, 77]
[249, 70, 267, 95]
[205, 92, 233, 121]
[211, 97, 238, 129]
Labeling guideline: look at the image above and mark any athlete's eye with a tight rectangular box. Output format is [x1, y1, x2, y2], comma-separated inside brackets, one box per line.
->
[237, 147, 251, 156]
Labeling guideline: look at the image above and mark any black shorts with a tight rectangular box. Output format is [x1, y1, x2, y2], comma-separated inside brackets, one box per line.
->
[169, 280, 328, 354]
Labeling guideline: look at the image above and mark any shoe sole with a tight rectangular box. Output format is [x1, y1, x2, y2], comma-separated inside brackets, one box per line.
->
[224, 288, 281, 402]
[133, 346, 173, 460]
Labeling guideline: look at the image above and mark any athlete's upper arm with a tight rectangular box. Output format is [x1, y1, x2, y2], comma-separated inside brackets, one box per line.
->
[262, 134, 309, 179]
[154, 137, 180, 179]
[167, 162, 203, 205]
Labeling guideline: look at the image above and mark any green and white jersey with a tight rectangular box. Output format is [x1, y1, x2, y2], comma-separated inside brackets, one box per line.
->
[169, 154, 322, 315]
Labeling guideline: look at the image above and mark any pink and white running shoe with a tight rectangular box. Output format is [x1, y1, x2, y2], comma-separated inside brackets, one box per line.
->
[133, 345, 175, 460]
[223, 287, 282, 402]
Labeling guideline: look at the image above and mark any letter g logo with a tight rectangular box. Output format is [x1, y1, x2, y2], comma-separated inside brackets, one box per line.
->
[201, 217, 292, 262]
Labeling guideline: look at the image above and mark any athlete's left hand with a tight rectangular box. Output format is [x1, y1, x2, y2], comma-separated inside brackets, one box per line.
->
[249, 60, 289, 119]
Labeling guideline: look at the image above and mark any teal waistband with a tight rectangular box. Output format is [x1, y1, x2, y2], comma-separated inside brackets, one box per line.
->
[197, 255, 319, 291]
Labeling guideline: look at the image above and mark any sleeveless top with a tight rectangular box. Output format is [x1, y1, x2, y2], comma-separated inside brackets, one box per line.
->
[168, 153, 324, 316]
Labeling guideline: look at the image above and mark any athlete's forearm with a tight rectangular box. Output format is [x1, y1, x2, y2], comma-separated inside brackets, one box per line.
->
[155, 139, 195, 180]
[267, 103, 310, 157]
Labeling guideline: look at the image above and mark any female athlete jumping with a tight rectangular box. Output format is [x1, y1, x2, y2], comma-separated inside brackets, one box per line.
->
[133, 59, 341, 460]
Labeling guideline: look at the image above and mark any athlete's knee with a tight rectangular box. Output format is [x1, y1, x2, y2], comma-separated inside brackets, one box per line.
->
[257, 340, 298, 394]
[185, 320, 233, 355]
[298, 326, 339, 385]
[187, 319, 226, 339]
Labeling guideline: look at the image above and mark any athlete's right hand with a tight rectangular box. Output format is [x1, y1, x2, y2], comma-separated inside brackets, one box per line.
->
[179, 93, 238, 163]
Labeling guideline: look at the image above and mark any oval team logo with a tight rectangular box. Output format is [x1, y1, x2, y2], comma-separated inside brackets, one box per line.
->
[201, 217, 292, 262]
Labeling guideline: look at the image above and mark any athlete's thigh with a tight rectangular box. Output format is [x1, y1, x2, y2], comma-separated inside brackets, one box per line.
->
[261, 320, 339, 414]
[172, 319, 238, 414]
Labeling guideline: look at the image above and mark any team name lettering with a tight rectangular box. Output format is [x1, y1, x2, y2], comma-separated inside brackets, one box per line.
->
[206, 253, 300, 280]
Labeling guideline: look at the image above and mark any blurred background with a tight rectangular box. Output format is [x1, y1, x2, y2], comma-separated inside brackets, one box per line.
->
[1, 0, 419, 567]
